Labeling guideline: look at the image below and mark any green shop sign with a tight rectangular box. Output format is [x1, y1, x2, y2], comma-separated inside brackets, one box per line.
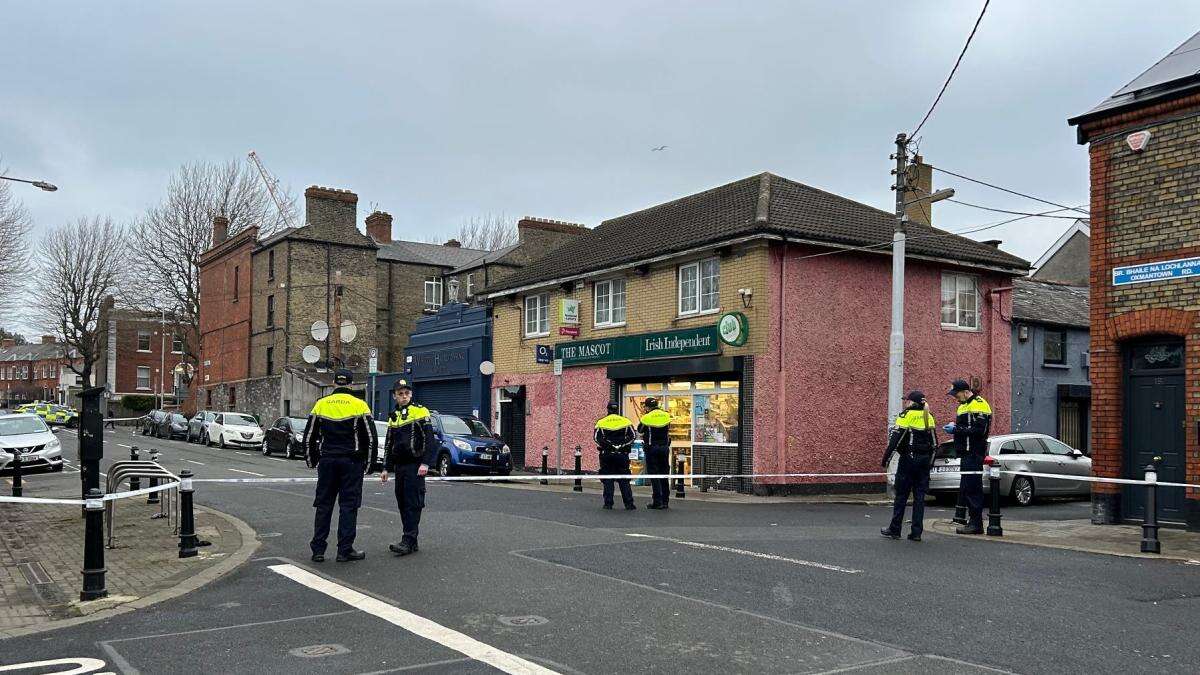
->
[555, 325, 721, 367]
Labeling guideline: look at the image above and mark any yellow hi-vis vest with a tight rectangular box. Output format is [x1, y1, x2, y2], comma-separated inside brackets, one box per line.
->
[596, 414, 634, 431]
[639, 409, 671, 428]
[388, 403, 431, 427]
[895, 408, 936, 430]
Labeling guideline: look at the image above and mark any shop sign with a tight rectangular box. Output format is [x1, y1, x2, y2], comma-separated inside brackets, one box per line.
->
[559, 326, 580, 337]
[535, 345, 553, 364]
[1112, 256, 1200, 286]
[410, 347, 469, 377]
[555, 325, 719, 367]
[560, 299, 580, 325]
[717, 312, 750, 346]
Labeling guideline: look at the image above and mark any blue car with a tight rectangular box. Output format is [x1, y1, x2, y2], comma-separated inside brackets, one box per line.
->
[430, 413, 511, 477]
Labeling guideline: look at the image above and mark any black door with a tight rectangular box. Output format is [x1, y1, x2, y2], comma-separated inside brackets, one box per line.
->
[1123, 340, 1187, 522]
[499, 387, 526, 469]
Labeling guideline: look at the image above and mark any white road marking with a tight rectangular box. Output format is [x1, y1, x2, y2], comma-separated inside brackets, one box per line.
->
[625, 533, 863, 574]
[267, 457, 287, 462]
[227, 468, 265, 477]
[269, 563, 558, 675]
[117, 444, 132, 449]
[0, 658, 109, 674]
[236, 452, 252, 456]
[184, 460, 205, 465]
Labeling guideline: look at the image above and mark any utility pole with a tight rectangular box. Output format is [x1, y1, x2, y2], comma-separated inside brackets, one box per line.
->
[887, 133, 910, 427]
[159, 309, 167, 409]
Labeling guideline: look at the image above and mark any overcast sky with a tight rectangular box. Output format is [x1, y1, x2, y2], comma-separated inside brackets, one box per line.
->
[4, 1, 1199, 279]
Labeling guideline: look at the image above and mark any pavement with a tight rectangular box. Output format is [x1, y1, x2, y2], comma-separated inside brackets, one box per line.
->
[0, 427, 1197, 674]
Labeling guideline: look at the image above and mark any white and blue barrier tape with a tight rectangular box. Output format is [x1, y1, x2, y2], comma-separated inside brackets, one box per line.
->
[0, 480, 180, 505]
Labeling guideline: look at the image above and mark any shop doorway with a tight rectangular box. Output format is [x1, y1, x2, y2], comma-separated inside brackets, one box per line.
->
[1122, 339, 1186, 522]
[498, 386, 526, 469]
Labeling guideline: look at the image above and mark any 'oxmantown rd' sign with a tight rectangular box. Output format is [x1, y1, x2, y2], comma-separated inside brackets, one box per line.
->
[555, 326, 720, 366]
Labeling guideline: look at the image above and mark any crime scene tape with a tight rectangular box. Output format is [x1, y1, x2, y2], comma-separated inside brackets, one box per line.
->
[103, 416, 148, 422]
[190, 471, 979, 484]
[999, 470, 1200, 490]
[0, 480, 181, 505]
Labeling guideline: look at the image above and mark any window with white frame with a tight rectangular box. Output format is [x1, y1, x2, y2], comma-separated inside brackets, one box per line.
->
[136, 366, 151, 390]
[940, 273, 980, 329]
[424, 277, 443, 311]
[466, 273, 476, 298]
[594, 278, 626, 327]
[137, 330, 152, 352]
[172, 334, 184, 353]
[679, 258, 720, 316]
[524, 294, 549, 337]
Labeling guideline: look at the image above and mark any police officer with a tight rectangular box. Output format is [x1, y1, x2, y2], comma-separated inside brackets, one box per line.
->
[379, 379, 437, 556]
[637, 397, 672, 510]
[595, 402, 637, 510]
[944, 379, 992, 535]
[305, 369, 377, 563]
[881, 391, 936, 541]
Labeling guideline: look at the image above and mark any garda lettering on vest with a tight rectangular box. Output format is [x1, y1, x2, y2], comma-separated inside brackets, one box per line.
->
[555, 326, 720, 366]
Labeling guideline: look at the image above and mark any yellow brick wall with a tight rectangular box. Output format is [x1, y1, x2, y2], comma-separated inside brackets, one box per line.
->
[493, 243, 771, 374]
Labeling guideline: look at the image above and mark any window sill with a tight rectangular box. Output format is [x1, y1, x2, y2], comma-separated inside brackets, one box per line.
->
[523, 333, 550, 340]
[940, 324, 982, 333]
[1041, 363, 1071, 370]
[593, 322, 626, 331]
[136, 349, 152, 353]
[676, 309, 720, 321]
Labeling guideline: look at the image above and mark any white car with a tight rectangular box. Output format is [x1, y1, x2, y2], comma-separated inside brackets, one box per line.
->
[207, 412, 265, 449]
[0, 413, 64, 473]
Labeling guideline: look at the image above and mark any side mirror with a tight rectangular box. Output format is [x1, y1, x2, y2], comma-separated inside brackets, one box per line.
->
[493, 432, 502, 440]
[1071, 449, 1084, 458]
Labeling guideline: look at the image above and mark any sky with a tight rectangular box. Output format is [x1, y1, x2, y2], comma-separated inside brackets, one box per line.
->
[3, 1, 1199, 288]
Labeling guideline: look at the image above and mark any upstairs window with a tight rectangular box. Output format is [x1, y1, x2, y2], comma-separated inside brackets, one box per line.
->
[424, 277, 443, 311]
[172, 334, 184, 354]
[265, 347, 274, 375]
[137, 331, 152, 352]
[136, 366, 151, 390]
[940, 273, 980, 330]
[266, 295, 276, 327]
[594, 278, 627, 327]
[524, 294, 549, 337]
[466, 273, 476, 298]
[1043, 329, 1066, 365]
[267, 249, 275, 280]
[233, 265, 240, 302]
[679, 258, 720, 316]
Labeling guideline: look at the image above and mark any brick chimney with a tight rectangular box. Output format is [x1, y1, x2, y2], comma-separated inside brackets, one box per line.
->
[304, 186, 358, 237]
[516, 217, 588, 253]
[40, 335, 56, 344]
[904, 156, 935, 227]
[1, 339, 13, 349]
[212, 215, 230, 246]
[444, 239, 462, 248]
[365, 211, 393, 243]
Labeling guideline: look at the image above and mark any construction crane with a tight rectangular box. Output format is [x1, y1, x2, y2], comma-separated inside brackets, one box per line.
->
[247, 150, 297, 228]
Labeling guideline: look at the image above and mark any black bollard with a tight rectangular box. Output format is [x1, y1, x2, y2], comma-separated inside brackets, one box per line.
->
[178, 470, 198, 558]
[129, 447, 140, 491]
[147, 449, 161, 505]
[699, 455, 708, 493]
[573, 445, 583, 492]
[540, 447, 549, 485]
[985, 459, 1003, 537]
[80, 488, 108, 601]
[675, 457, 686, 499]
[1140, 462, 1161, 554]
[952, 487, 968, 525]
[10, 451, 22, 498]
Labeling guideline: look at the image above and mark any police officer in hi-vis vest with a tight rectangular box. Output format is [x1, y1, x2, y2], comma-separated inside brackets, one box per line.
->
[595, 402, 637, 510]
[637, 397, 672, 510]
[944, 379, 993, 535]
[881, 391, 937, 541]
[380, 379, 438, 556]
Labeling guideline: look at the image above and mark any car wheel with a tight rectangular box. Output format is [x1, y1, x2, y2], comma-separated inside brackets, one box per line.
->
[438, 453, 453, 477]
[1011, 476, 1035, 506]
[262, 442, 271, 456]
[287, 442, 299, 460]
[51, 463, 63, 472]
[218, 434, 227, 449]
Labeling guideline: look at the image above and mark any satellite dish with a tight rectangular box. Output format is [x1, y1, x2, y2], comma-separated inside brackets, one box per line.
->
[479, 360, 496, 376]
[340, 320, 357, 344]
[311, 321, 329, 342]
[301, 345, 320, 364]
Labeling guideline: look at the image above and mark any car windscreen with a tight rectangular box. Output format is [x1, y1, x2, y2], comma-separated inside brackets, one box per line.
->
[438, 415, 480, 436]
[0, 417, 49, 436]
[288, 418, 307, 431]
[171, 414, 187, 423]
[225, 414, 259, 427]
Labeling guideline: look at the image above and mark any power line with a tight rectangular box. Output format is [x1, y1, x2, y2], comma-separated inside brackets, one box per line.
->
[945, 198, 1084, 219]
[910, 0, 991, 138]
[931, 165, 1090, 216]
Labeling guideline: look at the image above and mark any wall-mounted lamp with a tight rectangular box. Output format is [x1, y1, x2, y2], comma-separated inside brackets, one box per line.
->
[1018, 324, 1029, 342]
[738, 287, 753, 308]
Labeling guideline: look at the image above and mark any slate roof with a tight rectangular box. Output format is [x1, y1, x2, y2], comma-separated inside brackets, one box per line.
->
[487, 172, 1028, 294]
[1069, 31, 1200, 128]
[449, 243, 522, 275]
[0, 343, 73, 362]
[1012, 278, 1090, 329]
[376, 240, 489, 268]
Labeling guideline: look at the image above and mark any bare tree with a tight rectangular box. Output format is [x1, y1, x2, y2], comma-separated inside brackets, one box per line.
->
[453, 213, 518, 250]
[36, 217, 126, 388]
[124, 160, 296, 363]
[0, 174, 32, 314]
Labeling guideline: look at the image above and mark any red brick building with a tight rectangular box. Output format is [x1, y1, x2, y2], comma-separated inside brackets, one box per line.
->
[95, 299, 194, 413]
[196, 217, 257, 411]
[0, 336, 76, 407]
[1069, 31, 1200, 530]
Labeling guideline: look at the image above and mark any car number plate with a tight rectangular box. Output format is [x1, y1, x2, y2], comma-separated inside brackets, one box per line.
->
[478, 453, 493, 461]
[935, 466, 958, 473]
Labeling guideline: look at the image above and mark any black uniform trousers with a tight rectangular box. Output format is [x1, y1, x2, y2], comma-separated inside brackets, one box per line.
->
[888, 453, 932, 535]
[311, 456, 364, 556]
[600, 451, 635, 508]
[959, 452, 985, 527]
[393, 462, 426, 543]
[644, 445, 671, 506]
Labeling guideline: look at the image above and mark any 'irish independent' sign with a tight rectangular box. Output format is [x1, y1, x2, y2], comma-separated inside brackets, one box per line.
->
[555, 326, 719, 367]
[1113, 256, 1200, 286]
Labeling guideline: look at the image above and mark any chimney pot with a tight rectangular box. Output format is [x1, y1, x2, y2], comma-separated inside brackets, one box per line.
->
[41, 335, 56, 344]
[981, 239, 1003, 248]
[365, 211, 393, 243]
[1, 339, 14, 349]
[212, 215, 230, 246]
[444, 239, 462, 248]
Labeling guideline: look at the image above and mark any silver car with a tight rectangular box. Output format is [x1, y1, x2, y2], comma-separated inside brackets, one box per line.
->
[0, 413, 64, 473]
[888, 432, 1091, 506]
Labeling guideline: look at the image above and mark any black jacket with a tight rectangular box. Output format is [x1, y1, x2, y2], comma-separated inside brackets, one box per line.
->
[882, 405, 938, 467]
[383, 403, 438, 471]
[304, 387, 377, 468]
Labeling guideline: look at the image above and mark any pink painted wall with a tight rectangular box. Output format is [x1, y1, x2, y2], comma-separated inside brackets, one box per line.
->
[754, 243, 1014, 488]
[493, 366, 611, 472]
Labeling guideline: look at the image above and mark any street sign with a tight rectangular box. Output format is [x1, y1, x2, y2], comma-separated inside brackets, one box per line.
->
[535, 345, 553, 364]
[368, 347, 378, 373]
[558, 326, 580, 337]
[553, 359, 563, 376]
[1113, 256, 1200, 286]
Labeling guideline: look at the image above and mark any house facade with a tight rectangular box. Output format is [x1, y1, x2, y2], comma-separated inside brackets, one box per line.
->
[487, 172, 1027, 494]
[0, 337, 77, 407]
[1069, 30, 1200, 530]
[95, 299, 194, 415]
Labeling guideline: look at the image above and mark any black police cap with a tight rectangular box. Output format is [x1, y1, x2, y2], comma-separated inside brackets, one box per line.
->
[392, 379, 413, 392]
[947, 379, 971, 395]
[906, 390, 925, 403]
[334, 369, 353, 386]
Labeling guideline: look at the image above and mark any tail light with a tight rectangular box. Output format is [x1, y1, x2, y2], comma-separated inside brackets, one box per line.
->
[983, 455, 998, 466]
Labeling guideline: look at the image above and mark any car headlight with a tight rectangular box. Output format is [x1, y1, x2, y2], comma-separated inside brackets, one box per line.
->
[294, 432, 304, 441]
[452, 438, 472, 452]
[47, 437, 61, 451]
[501, 444, 511, 454]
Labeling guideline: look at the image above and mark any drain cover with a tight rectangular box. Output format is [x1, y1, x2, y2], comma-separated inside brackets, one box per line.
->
[498, 615, 549, 627]
[289, 644, 350, 658]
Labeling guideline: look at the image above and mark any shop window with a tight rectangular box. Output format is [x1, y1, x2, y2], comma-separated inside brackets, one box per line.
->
[136, 366, 151, 390]
[137, 330, 152, 352]
[524, 294, 549, 337]
[1043, 329, 1066, 365]
[678, 258, 720, 316]
[693, 393, 739, 445]
[424, 277, 443, 311]
[940, 273, 979, 329]
[594, 278, 627, 327]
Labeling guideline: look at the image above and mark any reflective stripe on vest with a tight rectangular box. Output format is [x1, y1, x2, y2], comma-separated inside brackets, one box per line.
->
[956, 395, 992, 417]
[596, 414, 634, 431]
[389, 404, 431, 427]
[640, 409, 671, 428]
[310, 392, 371, 420]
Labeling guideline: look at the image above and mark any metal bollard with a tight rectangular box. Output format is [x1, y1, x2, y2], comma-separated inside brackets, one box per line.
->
[178, 470, 198, 558]
[985, 459, 1003, 537]
[80, 488, 108, 601]
[675, 457, 686, 499]
[129, 447, 140, 491]
[573, 445, 583, 492]
[952, 488, 968, 525]
[10, 451, 22, 497]
[147, 449, 161, 505]
[699, 455, 708, 493]
[540, 447, 549, 485]
[1140, 461, 1161, 554]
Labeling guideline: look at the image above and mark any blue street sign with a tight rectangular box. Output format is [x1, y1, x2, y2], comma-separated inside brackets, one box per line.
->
[1113, 256, 1200, 286]
[535, 344, 553, 364]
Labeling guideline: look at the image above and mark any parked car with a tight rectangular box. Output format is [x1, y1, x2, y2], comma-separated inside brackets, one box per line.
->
[186, 411, 217, 444]
[207, 412, 264, 449]
[888, 432, 1091, 506]
[155, 412, 189, 440]
[0, 413, 63, 474]
[428, 412, 511, 477]
[44, 405, 79, 428]
[141, 410, 168, 435]
[264, 417, 309, 459]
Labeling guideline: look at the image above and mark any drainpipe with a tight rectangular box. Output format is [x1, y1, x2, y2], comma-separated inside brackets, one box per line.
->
[987, 286, 1014, 402]
[775, 239, 789, 484]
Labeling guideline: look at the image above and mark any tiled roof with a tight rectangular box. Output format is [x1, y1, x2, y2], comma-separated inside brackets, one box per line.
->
[488, 172, 1028, 294]
[377, 241, 489, 268]
[0, 343, 73, 361]
[449, 243, 522, 274]
[1012, 278, 1090, 329]
[1069, 31, 1200, 126]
